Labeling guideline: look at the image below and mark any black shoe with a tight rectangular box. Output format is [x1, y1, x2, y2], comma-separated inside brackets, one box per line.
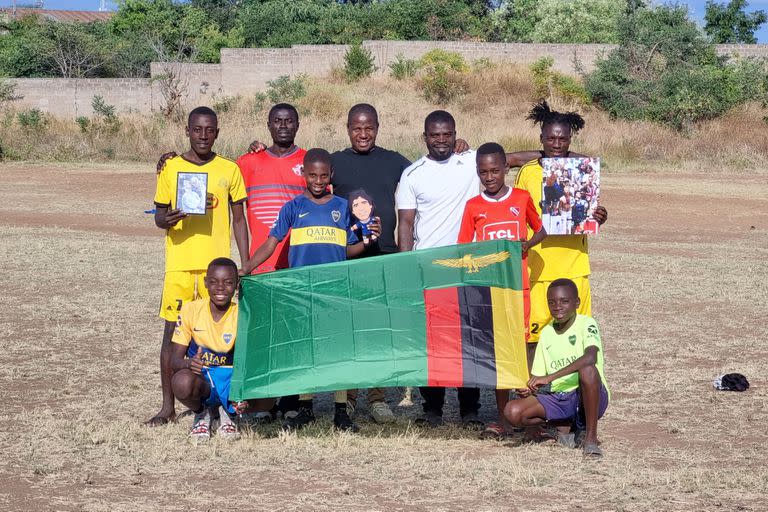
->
[282, 406, 315, 431]
[414, 410, 444, 427]
[461, 412, 484, 430]
[333, 404, 360, 433]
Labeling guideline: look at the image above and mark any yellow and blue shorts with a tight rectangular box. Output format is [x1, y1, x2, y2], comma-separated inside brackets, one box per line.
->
[159, 270, 208, 322]
[528, 275, 591, 343]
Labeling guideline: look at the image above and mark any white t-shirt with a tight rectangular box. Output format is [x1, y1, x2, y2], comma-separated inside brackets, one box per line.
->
[396, 150, 480, 250]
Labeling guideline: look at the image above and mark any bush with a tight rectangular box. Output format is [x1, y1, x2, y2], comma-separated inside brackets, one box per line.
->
[389, 54, 419, 80]
[416, 49, 469, 104]
[212, 95, 239, 113]
[530, 57, 590, 105]
[0, 78, 21, 108]
[418, 49, 468, 72]
[17, 108, 46, 132]
[76, 116, 90, 133]
[585, 3, 768, 130]
[266, 75, 308, 103]
[343, 43, 377, 82]
[91, 95, 121, 134]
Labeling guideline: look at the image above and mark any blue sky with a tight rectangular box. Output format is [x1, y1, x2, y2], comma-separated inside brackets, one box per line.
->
[3, 0, 768, 42]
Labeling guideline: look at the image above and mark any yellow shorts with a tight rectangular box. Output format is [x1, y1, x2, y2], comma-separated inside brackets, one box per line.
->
[528, 276, 591, 342]
[159, 270, 208, 322]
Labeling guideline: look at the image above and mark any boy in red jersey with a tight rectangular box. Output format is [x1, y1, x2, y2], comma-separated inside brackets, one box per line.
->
[457, 142, 547, 439]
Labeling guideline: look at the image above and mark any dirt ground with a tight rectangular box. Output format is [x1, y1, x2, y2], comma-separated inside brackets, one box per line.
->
[1, 162, 766, 511]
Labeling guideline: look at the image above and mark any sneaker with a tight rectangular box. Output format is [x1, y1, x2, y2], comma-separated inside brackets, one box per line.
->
[461, 412, 484, 430]
[190, 408, 211, 443]
[216, 406, 241, 441]
[369, 401, 396, 424]
[282, 406, 315, 431]
[334, 404, 360, 433]
[414, 410, 444, 427]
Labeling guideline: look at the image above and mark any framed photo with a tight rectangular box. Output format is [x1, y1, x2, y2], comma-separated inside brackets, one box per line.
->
[541, 158, 600, 235]
[176, 172, 208, 215]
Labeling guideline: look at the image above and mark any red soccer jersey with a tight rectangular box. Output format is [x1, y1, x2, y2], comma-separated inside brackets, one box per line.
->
[457, 187, 543, 341]
[237, 148, 307, 274]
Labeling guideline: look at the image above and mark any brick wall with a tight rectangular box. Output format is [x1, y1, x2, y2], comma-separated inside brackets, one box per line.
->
[10, 41, 768, 117]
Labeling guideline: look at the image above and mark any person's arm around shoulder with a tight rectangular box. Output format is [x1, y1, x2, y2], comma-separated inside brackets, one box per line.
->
[156, 151, 178, 174]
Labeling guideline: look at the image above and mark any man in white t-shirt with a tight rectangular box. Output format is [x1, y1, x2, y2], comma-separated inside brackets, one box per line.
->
[396, 110, 483, 428]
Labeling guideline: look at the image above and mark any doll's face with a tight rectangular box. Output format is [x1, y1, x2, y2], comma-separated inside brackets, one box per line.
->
[351, 196, 373, 222]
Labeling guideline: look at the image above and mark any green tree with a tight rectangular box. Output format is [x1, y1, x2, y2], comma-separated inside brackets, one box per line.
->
[704, 0, 767, 44]
[585, 2, 768, 130]
[529, 0, 623, 43]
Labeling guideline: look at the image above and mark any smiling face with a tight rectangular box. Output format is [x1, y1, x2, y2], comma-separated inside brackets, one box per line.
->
[268, 108, 299, 146]
[186, 114, 218, 157]
[303, 160, 332, 199]
[547, 282, 580, 327]
[424, 120, 456, 161]
[204, 265, 238, 309]
[540, 122, 572, 158]
[476, 153, 509, 196]
[351, 195, 373, 222]
[347, 111, 378, 154]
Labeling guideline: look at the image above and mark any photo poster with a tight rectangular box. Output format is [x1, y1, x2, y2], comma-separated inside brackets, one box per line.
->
[541, 157, 600, 235]
[176, 172, 208, 215]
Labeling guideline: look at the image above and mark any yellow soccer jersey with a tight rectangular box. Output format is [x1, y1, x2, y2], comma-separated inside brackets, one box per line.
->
[172, 298, 238, 367]
[154, 155, 247, 272]
[515, 159, 590, 281]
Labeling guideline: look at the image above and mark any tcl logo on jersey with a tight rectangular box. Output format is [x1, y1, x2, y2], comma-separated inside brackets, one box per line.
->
[482, 221, 521, 240]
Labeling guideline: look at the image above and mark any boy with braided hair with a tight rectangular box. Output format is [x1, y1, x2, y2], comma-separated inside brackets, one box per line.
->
[508, 101, 608, 361]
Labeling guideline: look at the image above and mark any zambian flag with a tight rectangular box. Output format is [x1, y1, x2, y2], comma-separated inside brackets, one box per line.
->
[230, 240, 529, 401]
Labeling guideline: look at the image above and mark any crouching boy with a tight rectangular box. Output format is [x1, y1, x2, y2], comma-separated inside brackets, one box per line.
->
[170, 257, 274, 442]
[503, 278, 609, 457]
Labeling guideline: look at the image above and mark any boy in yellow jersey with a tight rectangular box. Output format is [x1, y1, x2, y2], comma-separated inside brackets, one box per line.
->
[170, 258, 275, 442]
[146, 106, 250, 427]
[503, 279, 609, 457]
[508, 101, 608, 360]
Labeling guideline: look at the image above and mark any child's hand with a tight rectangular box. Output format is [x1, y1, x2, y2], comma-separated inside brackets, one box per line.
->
[165, 208, 187, 227]
[515, 387, 531, 398]
[593, 205, 608, 225]
[454, 138, 470, 154]
[248, 140, 267, 153]
[527, 375, 551, 392]
[239, 262, 252, 276]
[188, 347, 205, 375]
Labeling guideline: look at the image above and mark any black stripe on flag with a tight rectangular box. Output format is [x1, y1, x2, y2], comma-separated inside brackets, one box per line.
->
[458, 286, 497, 388]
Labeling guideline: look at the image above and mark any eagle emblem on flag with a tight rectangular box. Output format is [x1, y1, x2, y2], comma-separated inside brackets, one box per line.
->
[432, 251, 510, 273]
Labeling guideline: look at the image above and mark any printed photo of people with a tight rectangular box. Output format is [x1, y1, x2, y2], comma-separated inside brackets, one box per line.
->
[541, 158, 600, 235]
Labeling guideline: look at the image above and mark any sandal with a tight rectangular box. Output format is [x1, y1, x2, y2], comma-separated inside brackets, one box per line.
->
[583, 441, 603, 458]
[479, 422, 507, 440]
[190, 409, 211, 443]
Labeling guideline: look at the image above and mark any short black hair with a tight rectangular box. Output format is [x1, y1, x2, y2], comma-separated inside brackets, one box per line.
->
[548, 278, 579, 299]
[347, 103, 379, 126]
[348, 188, 375, 208]
[188, 106, 217, 125]
[304, 148, 332, 168]
[207, 257, 238, 274]
[527, 100, 585, 134]
[476, 142, 506, 163]
[424, 110, 455, 132]
[269, 103, 299, 122]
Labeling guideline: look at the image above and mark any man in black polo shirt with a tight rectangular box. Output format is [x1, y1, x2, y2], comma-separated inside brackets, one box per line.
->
[330, 104, 411, 423]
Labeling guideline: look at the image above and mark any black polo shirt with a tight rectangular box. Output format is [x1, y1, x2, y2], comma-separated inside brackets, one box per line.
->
[331, 146, 411, 254]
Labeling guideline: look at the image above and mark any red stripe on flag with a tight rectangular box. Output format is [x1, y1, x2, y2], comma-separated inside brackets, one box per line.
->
[424, 287, 463, 387]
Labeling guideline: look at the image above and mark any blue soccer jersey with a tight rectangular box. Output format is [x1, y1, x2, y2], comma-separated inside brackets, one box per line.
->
[269, 194, 358, 268]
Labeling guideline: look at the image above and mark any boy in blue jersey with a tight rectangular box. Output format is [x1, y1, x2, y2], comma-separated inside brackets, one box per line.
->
[241, 148, 379, 432]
